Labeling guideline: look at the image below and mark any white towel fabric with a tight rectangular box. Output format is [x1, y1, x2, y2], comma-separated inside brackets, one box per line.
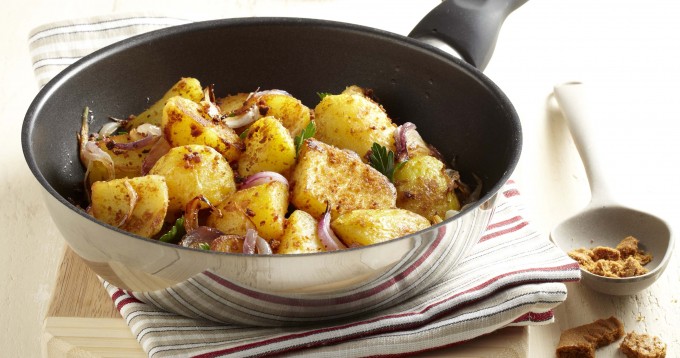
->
[29, 14, 580, 358]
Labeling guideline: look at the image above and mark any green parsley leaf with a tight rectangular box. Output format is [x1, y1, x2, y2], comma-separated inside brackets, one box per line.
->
[317, 92, 332, 100]
[198, 242, 211, 250]
[158, 217, 186, 244]
[239, 127, 250, 140]
[368, 142, 400, 182]
[294, 121, 316, 157]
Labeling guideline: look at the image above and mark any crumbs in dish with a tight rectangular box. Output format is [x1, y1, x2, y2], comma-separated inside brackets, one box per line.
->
[568, 236, 652, 278]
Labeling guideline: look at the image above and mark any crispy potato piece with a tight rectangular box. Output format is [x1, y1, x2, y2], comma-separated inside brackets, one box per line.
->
[237, 116, 296, 177]
[258, 92, 312, 138]
[314, 87, 397, 159]
[217, 92, 250, 115]
[218, 92, 312, 138]
[393, 155, 460, 220]
[290, 139, 396, 219]
[126, 77, 204, 129]
[277, 210, 326, 254]
[331, 209, 430, 246]
[90, 175, 169, 238]
[162, 96, 243, 162]
[95, 133, 156, 179]
[149, 145, 236, 216]
[207, 181, 288, 241]
[210, 235, 245, 253]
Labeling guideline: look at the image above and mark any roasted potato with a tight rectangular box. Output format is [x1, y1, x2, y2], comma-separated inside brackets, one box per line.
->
[393, 155, 460, 220]
[218, 91, 312, 138]
[90, 175, 169, 238]
[162, 96, 243, 162]
[207, 181, 288, 241]
[331, 208, 430, 246]
[290, 139, 396, 219]
[149, 145, 236, 216]
[126, 77, 204, 129]
[95, 133, 156, 179]
[237, 116, 297, 177]
[277, 210, 326, 254]
[258, 92, 312, 138]
[211, 235, 245, 253]
[314, 87, 397, 159]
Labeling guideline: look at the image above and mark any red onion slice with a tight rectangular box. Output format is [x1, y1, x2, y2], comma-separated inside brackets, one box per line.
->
[141, 137, 171, 175]
[223, 104, 261, 129]
[109, 133, 159, 151]
[243, 228, 258, 254]
[179, 226, 224, 248]
[242, 228, 273, 255]
[394, 122, 416, 162]
[317, 206, 347, 251]
[116, 180, 139, 227]
[82, 141, 115, 180]
[99, 121, 122, 137]
[135, 123, 162, 137]
[222, 89, 292, 129]
[239, 171, 289, 189]
[183, 195, 216, 233]
[255, 236, 273, 255]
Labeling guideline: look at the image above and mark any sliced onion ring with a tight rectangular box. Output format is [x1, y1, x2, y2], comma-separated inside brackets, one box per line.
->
[239, 171, 289, 190]
[109, 133, 159, 151]
[223, 89, 292, 129]
[141, 137, 171, 175]
[243, 229, 258, 254]
[394, 122, 416, 163]
[179, 226, 224, 248]
[317, 205, 347, 251]
[135, 123, 162, 137]
[183, 195, 217, 233]
[99, 121, 122, 137]
[242, 229, 273, 255]
[116, 179, 139, 227]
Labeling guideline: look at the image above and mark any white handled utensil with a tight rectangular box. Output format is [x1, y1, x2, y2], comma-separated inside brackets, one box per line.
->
[551, 82, 673, 295]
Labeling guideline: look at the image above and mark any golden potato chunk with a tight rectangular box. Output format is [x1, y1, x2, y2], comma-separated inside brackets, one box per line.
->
[277, 210, 326, 254]
[258, 92, 312, 138]
[290, 139, 396, 219]
[162, 96, 243, 162]
[96, 133, 157, 179]
[149, 145, 236, 216]
[393, 155, 460, 220]
[126, 77, 204, 129]
[331, 209, 430, 246]
[207, 181, 288, 241]
[90, 175, 169, 238]
[314, 88, 397, 159]
[237, 116, 296, 177]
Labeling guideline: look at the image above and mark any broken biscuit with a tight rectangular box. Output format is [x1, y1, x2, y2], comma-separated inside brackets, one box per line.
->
[556, 316, 624, 358]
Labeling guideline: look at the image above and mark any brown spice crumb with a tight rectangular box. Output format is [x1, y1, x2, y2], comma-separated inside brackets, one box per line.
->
[620, 331, 666, 358]
[556, 316, 625, 358]
[567, 236, 652, 278]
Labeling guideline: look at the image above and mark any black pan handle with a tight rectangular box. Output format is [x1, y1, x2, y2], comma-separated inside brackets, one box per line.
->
[409, 0, 528, 71]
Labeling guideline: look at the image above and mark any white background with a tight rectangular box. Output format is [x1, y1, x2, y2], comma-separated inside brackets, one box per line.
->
[2, 0, 678, 356]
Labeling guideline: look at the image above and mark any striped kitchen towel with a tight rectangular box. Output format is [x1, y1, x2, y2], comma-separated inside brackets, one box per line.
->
[100, 180, 579, 357]
[29, 14, 580, 358]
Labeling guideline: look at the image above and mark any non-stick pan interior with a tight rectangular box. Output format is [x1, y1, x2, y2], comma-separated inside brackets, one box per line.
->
[24, 18, 520, 212]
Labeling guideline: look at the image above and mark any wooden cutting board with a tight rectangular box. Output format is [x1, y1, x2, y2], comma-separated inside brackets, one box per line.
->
[43, 247, 530, 357]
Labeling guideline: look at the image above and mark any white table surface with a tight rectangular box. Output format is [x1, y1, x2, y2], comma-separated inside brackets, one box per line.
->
[2, 0, 679, 357]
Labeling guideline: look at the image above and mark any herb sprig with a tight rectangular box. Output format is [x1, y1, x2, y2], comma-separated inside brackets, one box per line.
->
[294, 121, 316, 157]
[368, 142, 403, 182]
[159, 217, 186, 244]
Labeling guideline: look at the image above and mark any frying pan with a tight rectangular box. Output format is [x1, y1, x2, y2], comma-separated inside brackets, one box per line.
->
[22, 0, 524, 326]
